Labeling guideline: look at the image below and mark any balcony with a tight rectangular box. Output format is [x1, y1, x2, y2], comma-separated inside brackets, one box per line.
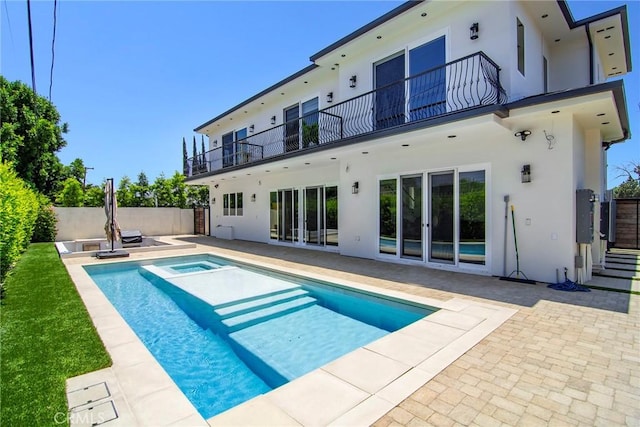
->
[186, 52, 504, 178]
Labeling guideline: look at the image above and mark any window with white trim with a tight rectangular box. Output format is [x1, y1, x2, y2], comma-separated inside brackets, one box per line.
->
[223, 192, 243, 216]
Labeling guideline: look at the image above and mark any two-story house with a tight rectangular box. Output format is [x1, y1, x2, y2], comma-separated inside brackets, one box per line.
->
[185, 0, 631, 284]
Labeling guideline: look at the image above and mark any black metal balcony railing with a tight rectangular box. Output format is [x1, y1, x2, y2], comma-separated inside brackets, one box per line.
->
[186, 52, 504, 178]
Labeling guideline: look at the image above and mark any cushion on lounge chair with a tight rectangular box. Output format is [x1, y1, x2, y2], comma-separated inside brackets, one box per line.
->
[121, 230, 142, 244]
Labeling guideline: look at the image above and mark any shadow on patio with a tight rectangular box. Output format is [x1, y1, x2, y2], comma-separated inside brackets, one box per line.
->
[176, 236, 632, 314]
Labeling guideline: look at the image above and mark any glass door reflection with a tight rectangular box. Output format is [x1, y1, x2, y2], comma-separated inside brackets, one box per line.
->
[429, 171, 454, 263]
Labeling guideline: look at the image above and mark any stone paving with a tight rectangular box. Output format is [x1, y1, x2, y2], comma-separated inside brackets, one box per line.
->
[176, 237, 639, 427]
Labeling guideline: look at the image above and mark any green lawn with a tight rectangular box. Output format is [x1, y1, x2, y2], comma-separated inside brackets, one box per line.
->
[0, 243, 112, 426]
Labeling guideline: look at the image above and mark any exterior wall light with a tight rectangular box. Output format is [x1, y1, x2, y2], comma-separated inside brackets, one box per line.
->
[514, 130, 531, 141]
[352, 181, 359, 194]
[212, 197, 216, 204]
[326, 92, 333, 103]
[349, 75, 357, 88]
[521, 164, 531, 183]
[270, 116, 276, 125]
[251, 194, 256, 202]
[249, 124, 255, 133]
[470, 22, 479, 40]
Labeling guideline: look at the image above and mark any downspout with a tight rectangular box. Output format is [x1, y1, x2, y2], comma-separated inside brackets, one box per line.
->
[586, 22, 594, 84]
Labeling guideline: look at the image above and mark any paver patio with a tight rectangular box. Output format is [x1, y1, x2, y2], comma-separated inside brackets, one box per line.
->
[64, 236, 639, 426]
[177, 237, 639, 427]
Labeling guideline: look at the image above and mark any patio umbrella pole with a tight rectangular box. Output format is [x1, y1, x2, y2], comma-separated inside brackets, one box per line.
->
[110, 178, 115, 252]
[96, 177, 129, 259]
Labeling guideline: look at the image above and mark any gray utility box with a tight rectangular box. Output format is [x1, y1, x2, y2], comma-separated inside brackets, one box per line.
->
[576, 189, 594, 243]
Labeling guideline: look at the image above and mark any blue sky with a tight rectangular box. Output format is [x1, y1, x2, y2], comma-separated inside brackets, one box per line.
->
[2, 1, 637, 188]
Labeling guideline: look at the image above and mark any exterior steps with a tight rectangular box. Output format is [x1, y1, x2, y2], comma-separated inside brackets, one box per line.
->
[220, 295, 317, 333]
[214, 288, 311, 318]
[604, 261, 640, 272]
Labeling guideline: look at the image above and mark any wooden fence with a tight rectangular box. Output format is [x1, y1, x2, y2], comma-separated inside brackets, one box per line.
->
[614, 199, 640, 249]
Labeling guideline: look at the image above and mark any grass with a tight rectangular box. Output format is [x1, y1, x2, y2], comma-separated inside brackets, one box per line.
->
[0, 243, 112, 426]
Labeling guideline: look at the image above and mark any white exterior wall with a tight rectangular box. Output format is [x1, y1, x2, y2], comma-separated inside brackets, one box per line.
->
[192, 0, 623, 285]
[206, 71, 335, 149]
[210, 164, 340, 242]
[201, 1, 595, 145]
[549, 38, 590, 92]
[338, 1, 516, 102]
[55, 207, 194, 241]
[205, 112, 594, 284]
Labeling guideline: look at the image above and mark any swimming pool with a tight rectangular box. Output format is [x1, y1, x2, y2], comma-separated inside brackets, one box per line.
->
[85, 254, 435, 419]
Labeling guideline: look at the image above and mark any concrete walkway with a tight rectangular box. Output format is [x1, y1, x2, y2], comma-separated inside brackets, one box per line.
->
[174, 237, 639, 427]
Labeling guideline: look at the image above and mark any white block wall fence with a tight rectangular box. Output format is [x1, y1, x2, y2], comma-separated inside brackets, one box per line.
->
[54, 207, 195, 241]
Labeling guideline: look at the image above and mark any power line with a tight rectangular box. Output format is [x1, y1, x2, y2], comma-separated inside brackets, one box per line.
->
[26, 0, 36, 93]
[3, 0, 15, 52]
[49, 0, 58, 101]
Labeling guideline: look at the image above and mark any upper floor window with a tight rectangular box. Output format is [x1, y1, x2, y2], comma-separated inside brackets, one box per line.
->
[517, 18, 525, 76]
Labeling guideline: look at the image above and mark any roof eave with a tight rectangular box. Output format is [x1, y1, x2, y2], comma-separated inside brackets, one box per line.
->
[506, 80, 631, 147]
[557, 1, 631, 73]
[309, 1, 423, 62]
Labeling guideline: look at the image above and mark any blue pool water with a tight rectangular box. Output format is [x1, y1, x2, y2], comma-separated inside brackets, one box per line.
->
[86, 255, 433, 419]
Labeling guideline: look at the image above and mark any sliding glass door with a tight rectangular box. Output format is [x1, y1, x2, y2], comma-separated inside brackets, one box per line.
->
[429, 171, 454, 263]
[270, 189, 298, 242]
[304, 185, 338, 247]
[458, 171, 486, 265]
[378, 176, 423, 259]
[374, 53, 405, 130]
[304, 187, 324, 245]
[401, 175, 423, 259]
[379, 168, 486, 267]
[271, 186, 338, 247]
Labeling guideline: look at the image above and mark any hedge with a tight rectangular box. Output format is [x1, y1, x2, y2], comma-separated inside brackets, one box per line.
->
[0, 163, 39, 281]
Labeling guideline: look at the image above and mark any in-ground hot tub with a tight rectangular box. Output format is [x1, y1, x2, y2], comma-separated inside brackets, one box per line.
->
[55, 235, 196, 258]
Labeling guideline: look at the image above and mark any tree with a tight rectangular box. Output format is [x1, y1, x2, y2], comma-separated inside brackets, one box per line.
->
[64, 158, 86, 185]
[56, 177, 84, 207]
[192, 136, 199, 169]
[151, 172, 188, 208]
[116, 176, 135, 207]
[613, 161, 640, 198]
[152, 173, 172, 207]
[187, 185, 209, 207]
[169, 172, 187, 208]
[614, 177, 640, 198]
[182, 137, 188, 175]
[201, 135, 207, 169]
[0, 77, 68, 197]
[130, 172, 153, 207]
[84, 184, 105, 207]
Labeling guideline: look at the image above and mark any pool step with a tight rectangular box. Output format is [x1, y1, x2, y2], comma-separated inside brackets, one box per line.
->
[221, 296, 317, 333]
[214, 289, 311, 319]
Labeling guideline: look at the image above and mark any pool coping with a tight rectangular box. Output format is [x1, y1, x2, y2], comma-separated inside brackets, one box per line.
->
[63, 250, 517, 426]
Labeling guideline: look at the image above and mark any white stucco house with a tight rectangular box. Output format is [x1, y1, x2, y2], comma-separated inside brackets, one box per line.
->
[185, 0, 631, 284]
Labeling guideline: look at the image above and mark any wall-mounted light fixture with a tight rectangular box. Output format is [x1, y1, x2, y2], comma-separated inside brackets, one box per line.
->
[251, 193, 256, 202]
[249, 124, 255, 133]
[270, 116, 276, 125]
[213, 139, 218, 147]
[470, 22, 479, 40]
[514, 130, 532, 141]
[326, 92, 333, 103]
[349, 75, 357, 88]
[521, 164, 531, 183]
[352, 181, 359, 194]
[212, 197, 216, 204]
